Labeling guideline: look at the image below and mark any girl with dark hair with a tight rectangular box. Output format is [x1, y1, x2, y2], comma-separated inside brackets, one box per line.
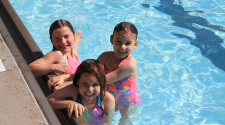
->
[29, 19, 82, 90]
[97, 22, 141, 125]
[47, 59, 115, 125]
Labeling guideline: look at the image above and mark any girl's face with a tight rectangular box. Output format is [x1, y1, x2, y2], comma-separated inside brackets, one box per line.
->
[111, 31, 138, 59]
[77, 73, 100, 101]
[51, 26, 75, 54]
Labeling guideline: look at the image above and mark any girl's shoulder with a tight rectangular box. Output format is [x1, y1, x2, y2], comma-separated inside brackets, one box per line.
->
[44, 50, 66, 61]
[119, 56, 137, 67]
[117, 56, 137, 77]
[99, 51, 114, 57]
[47, 50, 64, 56]
[97, 51, 114, 64]
[101, 91, 115, 110]
[103, 91, 114, 100]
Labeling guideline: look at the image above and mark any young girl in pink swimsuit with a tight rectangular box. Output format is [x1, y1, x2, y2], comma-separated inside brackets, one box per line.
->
[97, 22, 141, 125]
[29, 19, 81, 91]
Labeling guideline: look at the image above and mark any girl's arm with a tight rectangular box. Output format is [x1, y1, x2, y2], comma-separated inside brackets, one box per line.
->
[97, 51, 137, 85]
[29, 51, 68, 77]
[102, 92, 115, 125]
[72, 29, 82, 56]
[47, 84, 84, 119]
[105, 57, 137, 84]
[47, 74, 75, 90]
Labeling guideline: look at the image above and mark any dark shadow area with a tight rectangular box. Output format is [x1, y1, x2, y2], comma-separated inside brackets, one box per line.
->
[144, 0, 225, 71]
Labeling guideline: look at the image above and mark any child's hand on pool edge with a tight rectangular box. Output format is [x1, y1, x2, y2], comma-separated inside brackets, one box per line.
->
[67, 101, 85, 119]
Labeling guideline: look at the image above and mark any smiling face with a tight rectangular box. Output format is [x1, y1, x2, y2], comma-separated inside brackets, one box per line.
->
[77, 72, 100, 101]
[111, 31, 138, 59]
[51, 26, 75, 54]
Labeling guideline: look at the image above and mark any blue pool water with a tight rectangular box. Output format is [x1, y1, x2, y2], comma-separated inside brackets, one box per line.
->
[9, 0, 225, 124]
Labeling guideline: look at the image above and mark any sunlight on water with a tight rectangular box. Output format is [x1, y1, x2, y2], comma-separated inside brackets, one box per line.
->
[9, 0, 225, 124]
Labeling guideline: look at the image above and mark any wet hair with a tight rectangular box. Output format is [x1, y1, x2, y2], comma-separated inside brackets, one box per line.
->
[49, 19, 75, 50]
[73, 59, 106, 104]
[113, 22, 138, 39]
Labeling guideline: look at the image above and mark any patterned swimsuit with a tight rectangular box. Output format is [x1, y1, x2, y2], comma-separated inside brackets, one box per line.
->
[104, 53, 141, 110]
[75, 94, 104, 125]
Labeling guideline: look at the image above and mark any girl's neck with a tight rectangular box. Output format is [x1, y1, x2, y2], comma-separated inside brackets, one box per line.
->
[64, 49, 74, 57]
[113, 53, 129, 64]
[82, 97, 97, 110]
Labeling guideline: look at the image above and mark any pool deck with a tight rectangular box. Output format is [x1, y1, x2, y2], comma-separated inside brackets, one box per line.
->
[0, 33, 48, 124]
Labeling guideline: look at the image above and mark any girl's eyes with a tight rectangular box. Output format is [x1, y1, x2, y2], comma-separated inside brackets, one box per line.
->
[54, 35, 69, 40]
[93, 84, 99, 87]
[82, 83, 99, 87]
[116, 40, 132, 45]
[126, 42, 131, 45]
[82, 83, 88, 86]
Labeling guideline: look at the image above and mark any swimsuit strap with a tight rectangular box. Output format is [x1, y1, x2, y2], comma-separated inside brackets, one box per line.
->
[97, 94, 101, 106]
[76, 95, 83, 104]
[104, 52, 132, 72]
[76, 94, 101, 106]
[103, 52, 114, 66]
[119, 55, 132, 65]
[65, 53, 79, 61]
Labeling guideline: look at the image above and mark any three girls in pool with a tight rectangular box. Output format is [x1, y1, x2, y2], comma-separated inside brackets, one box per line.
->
[29, 19, 141, 124]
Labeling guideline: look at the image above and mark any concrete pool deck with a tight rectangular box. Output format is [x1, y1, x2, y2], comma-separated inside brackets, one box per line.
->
[0, 33, 49, 124]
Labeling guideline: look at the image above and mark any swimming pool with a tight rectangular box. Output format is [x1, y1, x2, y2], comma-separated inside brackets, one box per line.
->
[8, 0, 225, 124]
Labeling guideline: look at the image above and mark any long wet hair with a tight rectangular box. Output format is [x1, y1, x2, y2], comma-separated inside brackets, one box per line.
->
[73, 59, 106, 104]
[49, 19, 75, 50]
[113, 22, 138, 39]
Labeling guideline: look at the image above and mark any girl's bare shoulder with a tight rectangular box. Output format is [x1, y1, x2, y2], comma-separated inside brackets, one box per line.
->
[102, 91, 115, 103]
[97, 51, 114, 63]
[47, 50, 64, 56]
[120, 56, 137, 67]
[102, 91, 115, 110]
[45, 50, 66, 62]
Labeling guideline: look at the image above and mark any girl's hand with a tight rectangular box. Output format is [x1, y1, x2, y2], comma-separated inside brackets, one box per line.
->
[75, 28, 83, 42]
[67, 102, 85, 119]
[53, 62, 68, 74]
[47, 75, 67, 90]
[53, 81, 73, 91]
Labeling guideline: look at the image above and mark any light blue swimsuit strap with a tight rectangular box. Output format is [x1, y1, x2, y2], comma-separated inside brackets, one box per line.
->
[76, 94, 101, 106]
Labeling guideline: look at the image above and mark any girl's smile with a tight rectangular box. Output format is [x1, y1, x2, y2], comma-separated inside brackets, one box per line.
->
[77, 73, 100, 101]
